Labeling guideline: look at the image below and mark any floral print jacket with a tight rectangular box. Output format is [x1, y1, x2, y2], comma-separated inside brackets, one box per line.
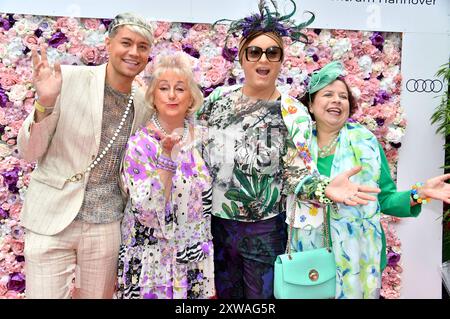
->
[197, 85, 323, 223]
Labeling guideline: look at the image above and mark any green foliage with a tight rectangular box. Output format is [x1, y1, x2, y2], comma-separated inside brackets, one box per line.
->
[431, 62, 450, 169]
[223, 168, 278, 220]
[431, 62, 450, 262]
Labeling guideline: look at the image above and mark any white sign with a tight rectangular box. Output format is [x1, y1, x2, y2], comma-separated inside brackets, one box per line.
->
[1, 0, 449, 34]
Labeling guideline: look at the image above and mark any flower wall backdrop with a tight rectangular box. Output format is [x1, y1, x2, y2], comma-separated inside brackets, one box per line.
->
[0, 13, 405, 298]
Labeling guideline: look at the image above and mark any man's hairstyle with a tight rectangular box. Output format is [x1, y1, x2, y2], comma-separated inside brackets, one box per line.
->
[108, 12, 153, 44]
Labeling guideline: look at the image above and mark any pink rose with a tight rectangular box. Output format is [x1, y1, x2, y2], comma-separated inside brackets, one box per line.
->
[81, 47, 100, 64]
[205, 69, 225, 86]
[22, 35, 39, 50]
[0, 281, 8, 296]
[331, 29, 347, 38]
[192, 24, 210, 32]
[8, 203, 21, 220]
[344, 59, 361, 76]
[283, 56, 303, 68]
[154, 22, 171, 38]
[209, 56, 228, 70]
[10, 239, 24, 255]
[0, 70, 20, 90]
[83, 18, 100, 30]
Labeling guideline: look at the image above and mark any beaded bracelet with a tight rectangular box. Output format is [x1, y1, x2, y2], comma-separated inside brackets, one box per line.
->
[314, 177, 333, 205]
[411, 182, 431, 204]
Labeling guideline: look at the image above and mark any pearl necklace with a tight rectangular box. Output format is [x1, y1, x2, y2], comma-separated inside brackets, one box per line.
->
[151, 113, 189, 144]
[318, 134, 339, 158]
[66, 85, 136, 183]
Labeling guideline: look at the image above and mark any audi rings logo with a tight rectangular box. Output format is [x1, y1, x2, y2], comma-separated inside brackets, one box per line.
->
[406, 79, 443, 93]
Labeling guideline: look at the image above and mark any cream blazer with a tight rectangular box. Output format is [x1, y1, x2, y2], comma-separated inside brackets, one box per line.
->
[17, 64, 152, 235]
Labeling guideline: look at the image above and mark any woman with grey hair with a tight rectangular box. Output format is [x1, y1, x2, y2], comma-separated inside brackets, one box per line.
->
[116, 52, 215, 299]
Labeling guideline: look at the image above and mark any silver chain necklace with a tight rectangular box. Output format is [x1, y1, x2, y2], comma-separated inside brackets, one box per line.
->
[66, 85, 136, 183]
[151, 113, 189, 144]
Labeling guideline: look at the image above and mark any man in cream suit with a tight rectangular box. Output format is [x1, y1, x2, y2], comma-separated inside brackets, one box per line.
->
[17, 13, 153, 299]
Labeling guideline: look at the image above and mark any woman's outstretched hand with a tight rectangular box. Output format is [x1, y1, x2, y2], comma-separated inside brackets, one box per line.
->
[419, 173, 450, 204]
[325, 166, 381, 206]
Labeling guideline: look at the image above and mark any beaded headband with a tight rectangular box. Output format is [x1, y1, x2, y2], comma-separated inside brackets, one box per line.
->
[108, 21, 153, 34]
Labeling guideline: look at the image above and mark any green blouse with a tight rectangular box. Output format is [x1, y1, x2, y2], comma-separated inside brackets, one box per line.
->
[318, 144, 421, 271]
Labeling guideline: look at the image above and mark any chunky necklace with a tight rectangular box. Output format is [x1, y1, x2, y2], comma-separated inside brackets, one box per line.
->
[151, 113, 189, 144]
[318, 134, 339, 158]
[66, 85, 135, 183]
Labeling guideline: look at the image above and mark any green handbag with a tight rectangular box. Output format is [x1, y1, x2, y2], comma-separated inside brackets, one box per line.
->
[274, 206, 336, 299]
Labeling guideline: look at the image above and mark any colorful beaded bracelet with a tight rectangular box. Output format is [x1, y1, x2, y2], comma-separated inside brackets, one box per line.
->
[411, 182, 431, 204]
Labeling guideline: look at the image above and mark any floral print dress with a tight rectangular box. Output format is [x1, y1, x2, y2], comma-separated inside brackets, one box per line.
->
[116, 126, 215, 299]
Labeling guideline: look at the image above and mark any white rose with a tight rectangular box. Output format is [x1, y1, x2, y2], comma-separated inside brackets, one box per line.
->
[386, 126, 404, 144]
[351, 87, 361, 100]
[231, 66, 243, 78]
[6, 38, 25, 61]
[380, 77, 394, 92]
[6, 84, 28, 102]
[289, 42, 305, 56]
[362, 117, 378, 131]
[318, 29, 331, 45]
[84, 30, 106, 46]
[332, 38, 351, 59]
[12, 19, 38, 36]
[358, 55, 372, 79]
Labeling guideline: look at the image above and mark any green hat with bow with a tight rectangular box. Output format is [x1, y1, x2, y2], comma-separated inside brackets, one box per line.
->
[307, 61, 345, 94]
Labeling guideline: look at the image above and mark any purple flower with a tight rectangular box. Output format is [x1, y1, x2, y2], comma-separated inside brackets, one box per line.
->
[375, 118, 385, 127]
[370, 32, 384, 51]
[16, 255, 25, 262]
[287, 78, 293, 85]
[143, 292, 158, 299]
[0, 17, 11, 30]
[182, 44, 200, 59]
[48, 31, 68, 48]
[227, 78, 236, 86]
[34, 28, 43, 37]
[181, 23, 194, 30]
[347, 118, 357, 123]
[137, 138, 157, 159]
[2, 168, 19, 193]
[7, 272, 26, 293]
[181, 161, 194, 178]
[375, 90, 390, 105]
[0, 88, 9, 108]
[0, 125, 5, 135]
[387, 250, 400, 267]
[101, 19, 113, 30]
[389, 142, 402, 149]
[222, 46, 238, 62]
[201, 242, 211, 255]
[0, 207, 8, 219]
[126, 160, 147, 181]
[11, 225, 24, 239]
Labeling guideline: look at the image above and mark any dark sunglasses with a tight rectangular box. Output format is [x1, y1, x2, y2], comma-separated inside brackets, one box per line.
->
[244, 46, 283, 62]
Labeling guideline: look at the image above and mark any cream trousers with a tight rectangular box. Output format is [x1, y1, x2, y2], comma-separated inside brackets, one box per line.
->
[24, 220, 121, 299]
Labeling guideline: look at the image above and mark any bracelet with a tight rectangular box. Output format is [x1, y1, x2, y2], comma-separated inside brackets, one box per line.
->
[411, 182, 431, 204]
[34, 100, 54, 113]
[314, 176, 333, 205]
